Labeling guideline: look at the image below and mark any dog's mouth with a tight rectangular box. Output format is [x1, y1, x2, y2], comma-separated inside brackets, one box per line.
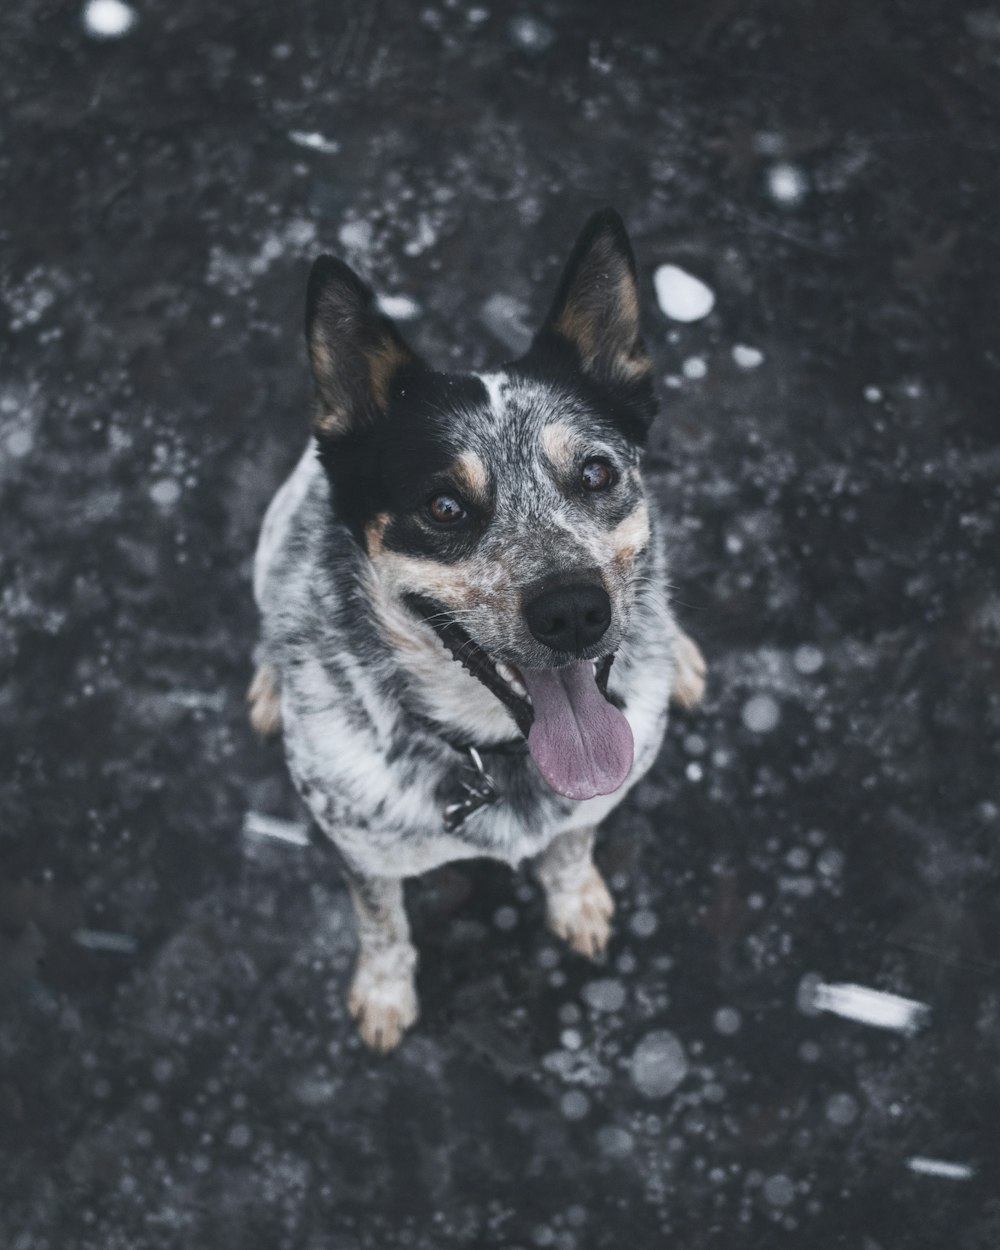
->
[405, 595, 634, 801]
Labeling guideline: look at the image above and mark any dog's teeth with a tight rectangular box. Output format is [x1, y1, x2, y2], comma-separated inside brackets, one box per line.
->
[510, 678, 528, 699]
[495, 662, 516, 684]
[592, 661, 599, 675]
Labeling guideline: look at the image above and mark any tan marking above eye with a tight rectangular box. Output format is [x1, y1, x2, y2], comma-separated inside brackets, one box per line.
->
[540, 421, 579, 473]
[451, 449, 489, 501]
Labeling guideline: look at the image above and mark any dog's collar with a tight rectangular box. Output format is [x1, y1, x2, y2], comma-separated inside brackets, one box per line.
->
[409, 712, 528, 832]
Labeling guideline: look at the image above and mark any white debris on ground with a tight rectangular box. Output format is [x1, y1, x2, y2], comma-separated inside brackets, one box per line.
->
[682, 355, 708, 379]
[629, 1029, 688, 1098]
[242, 811, 310, 847]
[767, 162, 809, 205]
[82, 0, 136, 38]
[906, 1157, 975, 1181]
[508, 15, 555, 51]
[377, 294, 421, 320]
[582, 978, 626, 1013]
[732, 343, 765, 369]
[653, 264, 716, 322]
[288, 130, 340, 155]
[72, 929, 139, 954]
[742, 693, 781, 733]
[802, 979, 931, 1034]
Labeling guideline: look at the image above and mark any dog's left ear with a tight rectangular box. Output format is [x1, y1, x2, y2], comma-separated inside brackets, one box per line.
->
[305, 255, 417, 438]
[538, 208, 653, 392]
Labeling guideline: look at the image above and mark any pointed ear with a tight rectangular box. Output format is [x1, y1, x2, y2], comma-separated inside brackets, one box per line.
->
[540, 208, 652, 387]
[305, 255, 416, 437]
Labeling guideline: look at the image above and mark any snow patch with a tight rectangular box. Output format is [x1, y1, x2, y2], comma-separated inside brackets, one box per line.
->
[906, 1157, 975, 1181]
[242, 811, 310, 847]
[653, 264, 715, 322]
[732, 343, 764, 369]
[83, 0, 136, 38]
[630, 1029, 688, 1097]
[767, 163, 809, 206]
[582, 978, 626, 1013]
[289, 130, 340, 156]
[742, 694, 780, 733]
[377, 294, 421, 320]
[806, 981, 930, 1035]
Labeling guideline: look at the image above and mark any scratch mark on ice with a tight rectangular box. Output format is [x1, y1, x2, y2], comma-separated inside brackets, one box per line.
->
[72, 929, 138, 954]
[906, 1157, 975, 1181]
[809, 981, 930, 1034]
[243, 811, 310, 847]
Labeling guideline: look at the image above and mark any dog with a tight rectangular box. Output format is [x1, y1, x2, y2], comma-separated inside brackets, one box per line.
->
[249, 208, 706, 1052]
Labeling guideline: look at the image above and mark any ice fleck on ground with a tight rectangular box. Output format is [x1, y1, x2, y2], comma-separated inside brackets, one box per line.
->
[713, 1006, 742, 1036]
[906, 1158, 975, 1181]
[149, 479, 181, 508]
[630, 1029, 688, 1097]
[582, 978, 627, 1013]
[337, 219, 374, 254]
[825, 1092, 859, 1125]
[560, 1090, 590, 1120]
[508, 15, 555, 51]
[242, 811, 310, 847]
[793, 644, 824, 674]
[403, 213, 438, 256]
[596, 1125, 634, 1157]
[288, 130, 340, 155]
[377, 294, 421, 320]
[803, 980, 930, 1035]
[629, 908, 658, 938]
[763, 1174, 796, 1206]
[82, 0, 136, 39]
[732, 343, 764, 369]
[682, 356, 708, 380]
[767, 162, 809, 205]
[492, 905, 518, 930]
[71, 929, 138, 954]
[742, 694, 781, 733]
[864, 385, 883, 402]
[653, 264, 715, 322]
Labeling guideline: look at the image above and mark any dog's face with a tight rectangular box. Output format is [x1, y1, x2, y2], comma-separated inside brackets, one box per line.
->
[306, 210, 659, 800]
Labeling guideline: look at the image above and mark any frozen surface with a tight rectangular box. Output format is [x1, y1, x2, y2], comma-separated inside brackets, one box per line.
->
[2, 2, 999, 1249]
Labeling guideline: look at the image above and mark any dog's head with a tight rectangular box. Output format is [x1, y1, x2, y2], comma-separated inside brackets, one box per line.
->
[306, 210, 658, 800]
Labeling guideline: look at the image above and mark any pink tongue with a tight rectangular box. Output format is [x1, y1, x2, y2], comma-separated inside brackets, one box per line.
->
[520, 661, 634, 801]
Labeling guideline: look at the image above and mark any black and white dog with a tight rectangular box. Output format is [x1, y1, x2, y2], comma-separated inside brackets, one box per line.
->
[250, 209, 705, 1051]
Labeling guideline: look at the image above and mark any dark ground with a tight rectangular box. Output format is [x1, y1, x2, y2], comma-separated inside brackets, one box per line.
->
[2, 1, 999, 1247]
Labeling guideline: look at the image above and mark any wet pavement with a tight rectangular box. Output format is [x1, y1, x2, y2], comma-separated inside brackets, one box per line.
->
[2, 1, 999, 1247]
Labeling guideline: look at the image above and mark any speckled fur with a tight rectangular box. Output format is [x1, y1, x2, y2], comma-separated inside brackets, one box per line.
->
[251, 209, 704, 1050]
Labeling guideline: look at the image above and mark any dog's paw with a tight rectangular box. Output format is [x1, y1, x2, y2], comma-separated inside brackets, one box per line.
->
[348, 954, 419, 1054]
[546, 866, 615, 960]
[671, 632, 707, 709]
[247, 664, 282, 736]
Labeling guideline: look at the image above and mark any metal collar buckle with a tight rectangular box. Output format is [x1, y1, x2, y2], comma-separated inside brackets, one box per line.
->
[443, 747, 500, 832]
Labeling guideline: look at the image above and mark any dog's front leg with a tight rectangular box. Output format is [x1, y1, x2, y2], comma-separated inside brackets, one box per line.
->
[533, 827, 614, 959]
[342, 868, 418, 1054]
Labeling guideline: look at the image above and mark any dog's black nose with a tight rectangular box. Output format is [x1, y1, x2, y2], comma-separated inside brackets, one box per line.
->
[524, 583, 612, 654]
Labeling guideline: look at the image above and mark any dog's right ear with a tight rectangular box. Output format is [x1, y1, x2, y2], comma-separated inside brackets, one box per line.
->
[305, 256, 416, 437]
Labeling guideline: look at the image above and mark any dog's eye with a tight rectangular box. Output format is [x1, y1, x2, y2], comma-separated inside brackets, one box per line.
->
[581, 458, 615, 492]
[427, 492, 467, 524]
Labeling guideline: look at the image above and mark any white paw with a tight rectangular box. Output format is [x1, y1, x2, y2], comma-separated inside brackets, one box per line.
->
[348, 953, 419, 1054]
[247, 664, 282, 736]
[546, 866, 615, 960]
[671, 632, 707, 709]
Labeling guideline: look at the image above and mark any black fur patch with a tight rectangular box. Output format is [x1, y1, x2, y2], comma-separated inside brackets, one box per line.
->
[316, 370, 492, 554]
